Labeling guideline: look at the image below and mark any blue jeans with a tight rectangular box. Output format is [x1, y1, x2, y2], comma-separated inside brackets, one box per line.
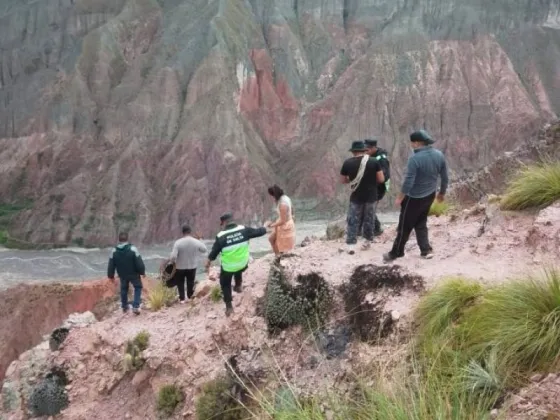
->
[121, 277, 143, 309]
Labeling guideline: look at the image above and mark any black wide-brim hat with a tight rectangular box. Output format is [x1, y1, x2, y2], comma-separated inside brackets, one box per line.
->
[348, 140, 367, 152]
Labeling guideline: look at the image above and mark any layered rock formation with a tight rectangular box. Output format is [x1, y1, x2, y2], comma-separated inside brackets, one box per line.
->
[0, 0, 559, 246]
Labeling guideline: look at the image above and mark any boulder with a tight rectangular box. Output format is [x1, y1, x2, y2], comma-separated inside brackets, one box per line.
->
[326, 219, 346, 240]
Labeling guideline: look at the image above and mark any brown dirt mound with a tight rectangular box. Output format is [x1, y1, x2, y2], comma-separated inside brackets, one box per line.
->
[340, 265, 425, 342]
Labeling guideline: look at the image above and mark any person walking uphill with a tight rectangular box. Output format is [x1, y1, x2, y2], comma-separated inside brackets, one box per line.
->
[364, 138, 391, 236]
[340, 140, 385, 251]
[107, 232, 146, 315]
[170, 225, 208, 303]
[205, 213, 267, 316]
[383, 130, 449, 262]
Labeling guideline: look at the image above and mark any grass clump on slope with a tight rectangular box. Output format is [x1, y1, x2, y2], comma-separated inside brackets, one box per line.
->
[147, 278, 176, 311]
[500, 162, 560, 210]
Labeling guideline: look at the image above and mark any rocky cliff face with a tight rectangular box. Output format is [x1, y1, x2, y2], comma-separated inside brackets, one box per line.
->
[0, 0, 559, 245]
[0, 279, 115, 383]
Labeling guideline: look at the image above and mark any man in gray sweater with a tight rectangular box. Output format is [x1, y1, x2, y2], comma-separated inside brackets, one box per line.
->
[383, 130, 449, 262]
[170, 225, 208, 303]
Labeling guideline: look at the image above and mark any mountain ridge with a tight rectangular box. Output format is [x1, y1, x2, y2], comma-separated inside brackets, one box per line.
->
[0, 0, 559, 246]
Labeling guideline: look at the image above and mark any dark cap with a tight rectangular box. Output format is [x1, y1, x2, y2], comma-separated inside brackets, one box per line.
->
[348, 140, 367, 152]
[410, 130, 435, 144]
[220, 212, 233, 223]
[364, 138, 378, 147]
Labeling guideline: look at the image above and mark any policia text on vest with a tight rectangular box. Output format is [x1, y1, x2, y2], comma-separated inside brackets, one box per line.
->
[207, 222, 267, 314]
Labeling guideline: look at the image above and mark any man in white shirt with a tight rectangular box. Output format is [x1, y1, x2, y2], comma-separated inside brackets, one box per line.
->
[170, 225, 208, 303]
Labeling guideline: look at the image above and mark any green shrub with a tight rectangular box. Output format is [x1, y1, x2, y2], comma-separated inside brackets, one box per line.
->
[195, 376, 249, 420]
[500, 162, 560, 210]
[133, 330, 150, 351]
[462, 269, 560, 375]
[122, 333, 149, 372]
[210, 285, 223, 303]
[264, 258, 333, 333]
[428, 200, 452, 216]
[157, 384, 183, 417]
[27, 369, 69, 417]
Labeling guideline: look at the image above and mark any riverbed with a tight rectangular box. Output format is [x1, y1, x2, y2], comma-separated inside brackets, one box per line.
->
[0, 214, 399, 288]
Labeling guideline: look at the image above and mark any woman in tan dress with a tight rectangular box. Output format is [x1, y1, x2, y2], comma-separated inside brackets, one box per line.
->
[265, 185, 296, 255]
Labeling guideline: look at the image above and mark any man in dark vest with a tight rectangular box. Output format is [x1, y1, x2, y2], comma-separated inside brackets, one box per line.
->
[365, 138, 391, 236]
[383, 130, 449, 262]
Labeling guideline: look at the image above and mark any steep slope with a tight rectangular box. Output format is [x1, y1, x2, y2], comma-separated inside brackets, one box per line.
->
[0, 0, 559, 246]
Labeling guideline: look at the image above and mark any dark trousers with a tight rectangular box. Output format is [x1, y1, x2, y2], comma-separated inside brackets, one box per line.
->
[121, 277, 142, 309]
[389, 192, 435, 258]
[374, 189, 386, 233]
[347, 201, 375, 244]
[174, 268, 197, 300]
[220, 268, 244, 305]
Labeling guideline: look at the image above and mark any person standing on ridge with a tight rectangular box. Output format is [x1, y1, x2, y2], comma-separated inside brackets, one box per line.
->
[205, 213, 267, 316]
[170, 225, 208, 303]
[266, 185, 296, 255]
[383, 130, 448, 262]
[340, 140, 385, 251]
[107, 232, 146, 315]
[365, 138, 391, 236]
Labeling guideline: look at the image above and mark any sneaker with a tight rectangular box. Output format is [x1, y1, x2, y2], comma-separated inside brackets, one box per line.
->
[361, 241, 372, 251]
[421, 252, 434, 260]
[344, 244, 356, 255]
[383, 252, 397, 263]
[132, 307, 141, 315]
[225, 305, 234, 317]
[233, 284, 242, 293]
[179, 300, 186, 304]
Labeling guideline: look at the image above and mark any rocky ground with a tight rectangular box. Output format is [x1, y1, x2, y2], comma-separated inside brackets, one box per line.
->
[1, 200, 559, 420]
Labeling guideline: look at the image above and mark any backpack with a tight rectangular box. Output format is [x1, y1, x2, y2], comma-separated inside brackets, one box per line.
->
[374, 148, 391, 191]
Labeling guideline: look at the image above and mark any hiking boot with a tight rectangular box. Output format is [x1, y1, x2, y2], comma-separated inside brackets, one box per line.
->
[122, 307, 129, 314]
[132, 307, 141, 315]
[225, 303, 234, 317]
[233, 284, 243, 293]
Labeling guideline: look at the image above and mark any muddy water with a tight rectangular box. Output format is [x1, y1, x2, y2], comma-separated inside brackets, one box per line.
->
[0, 214, 399, 289]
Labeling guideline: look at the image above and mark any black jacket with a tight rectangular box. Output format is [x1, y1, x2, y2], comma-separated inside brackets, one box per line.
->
[107, 243, 146, 281]
[373, 147, 391, 180]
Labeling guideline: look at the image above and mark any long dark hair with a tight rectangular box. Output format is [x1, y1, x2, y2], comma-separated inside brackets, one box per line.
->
[267, 185, 284, 201]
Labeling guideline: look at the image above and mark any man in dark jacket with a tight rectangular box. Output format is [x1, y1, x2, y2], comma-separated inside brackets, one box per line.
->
[383, 130, 449, 262]
[365, 138, 391, 236]
[205, 213, 267, 316]
[107, 232, 146, 315]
